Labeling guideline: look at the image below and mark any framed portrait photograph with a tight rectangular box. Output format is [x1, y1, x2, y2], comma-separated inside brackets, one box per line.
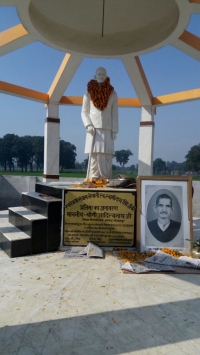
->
[136, 176, 193, 254]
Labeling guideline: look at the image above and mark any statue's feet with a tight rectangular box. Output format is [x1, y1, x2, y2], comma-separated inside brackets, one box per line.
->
[92, 175, 109, 180]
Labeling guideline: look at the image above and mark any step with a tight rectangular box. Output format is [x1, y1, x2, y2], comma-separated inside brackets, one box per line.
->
[0, 211, 31, 258]
[9, 207, 48, 254]
[22, 192, 62, 251]
[35, 183, 63, 199]
[0, 210, 9, 223]
[22, 191, 62, 217]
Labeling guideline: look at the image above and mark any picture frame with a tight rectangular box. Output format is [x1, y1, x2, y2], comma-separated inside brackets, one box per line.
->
[136, 176, 193, 254]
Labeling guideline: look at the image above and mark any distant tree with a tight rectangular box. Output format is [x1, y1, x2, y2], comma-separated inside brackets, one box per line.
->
[178, 161, 187, 173]
[80, 158, 88, 170]
[113, 165, 123, 171]
[0, 138, 7, 171]
[114, 149, 133, 172]
[185, 144, 200, 173]
[60, 140, 77, 171]
[32, 136, 44, 171]
[166, 160, 176, 172]
[15, 136, 34, 172]
[0, 134, 19, 171]
[128, 164, 135, 172]
[75, 161, 82, 170]
[166, 160, 186, 174]
[153, 158, 166, 174]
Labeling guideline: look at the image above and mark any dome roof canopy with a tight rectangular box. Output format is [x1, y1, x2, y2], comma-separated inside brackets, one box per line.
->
[27, 0, 180, 56]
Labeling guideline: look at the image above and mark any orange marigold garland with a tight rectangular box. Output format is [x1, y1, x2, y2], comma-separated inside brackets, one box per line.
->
[112, 247, 188, 264]
[87, 77, 114, 111]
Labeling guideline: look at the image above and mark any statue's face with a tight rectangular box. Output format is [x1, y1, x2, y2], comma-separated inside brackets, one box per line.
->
[95, 68, 107, 83]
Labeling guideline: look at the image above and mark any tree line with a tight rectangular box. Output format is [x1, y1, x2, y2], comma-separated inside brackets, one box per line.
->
[112, 145, 200, 175]
[153, 144, 200, 175]
[0, 134, 199, 174]
[0, 135, 135, 173]
[0, 134, 77, 172]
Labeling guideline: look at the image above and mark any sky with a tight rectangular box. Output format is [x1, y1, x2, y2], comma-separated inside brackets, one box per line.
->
[0, 7, 200, 167]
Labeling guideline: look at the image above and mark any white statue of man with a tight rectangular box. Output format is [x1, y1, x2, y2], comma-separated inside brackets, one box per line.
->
[81, 67, 119, 179]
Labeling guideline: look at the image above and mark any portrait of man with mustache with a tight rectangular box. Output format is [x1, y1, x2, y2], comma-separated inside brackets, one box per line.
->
[147, 193, 181, 243]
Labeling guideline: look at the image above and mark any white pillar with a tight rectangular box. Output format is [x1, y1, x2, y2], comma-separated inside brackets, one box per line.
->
[43, 103, 60, 182]
[138, 106, 155, 176]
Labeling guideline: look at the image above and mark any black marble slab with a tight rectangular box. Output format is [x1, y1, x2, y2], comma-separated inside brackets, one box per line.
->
[35, 183, 63, 199]
[22, 193, 62, 252]
[0, 231, 31, 258]
[9, 208, 48, 254]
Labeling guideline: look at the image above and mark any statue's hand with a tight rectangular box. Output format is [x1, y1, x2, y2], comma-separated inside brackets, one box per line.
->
[86, 125, 95, 135]
[112, 132, 117, 140]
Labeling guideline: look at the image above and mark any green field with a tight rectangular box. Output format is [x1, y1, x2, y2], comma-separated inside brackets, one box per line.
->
[0, 170, 199, 180]
[0, 170, 87, 178]
[0, 170, 137, 179]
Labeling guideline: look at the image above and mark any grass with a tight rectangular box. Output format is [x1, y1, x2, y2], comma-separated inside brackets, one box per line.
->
[0, 170, 199, 180]
[0, 171, 44, 177]
[0, 170, 137, 179]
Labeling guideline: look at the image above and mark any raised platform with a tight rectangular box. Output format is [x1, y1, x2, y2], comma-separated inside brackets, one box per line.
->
[0, 181, 136, 257]
[36, 181, 137, 249]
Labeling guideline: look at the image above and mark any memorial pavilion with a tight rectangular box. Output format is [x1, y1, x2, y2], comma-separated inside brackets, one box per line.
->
[0, 0, 200, 180]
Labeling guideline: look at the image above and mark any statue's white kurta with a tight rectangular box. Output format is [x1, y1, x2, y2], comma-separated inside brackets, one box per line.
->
[82, 90, 118, 153]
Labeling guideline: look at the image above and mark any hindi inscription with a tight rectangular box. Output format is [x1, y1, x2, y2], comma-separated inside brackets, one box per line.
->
[64, 191, 135, 246]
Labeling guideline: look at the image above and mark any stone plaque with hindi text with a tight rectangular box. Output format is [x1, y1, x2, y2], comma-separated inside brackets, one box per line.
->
[64, 190, 135, 246]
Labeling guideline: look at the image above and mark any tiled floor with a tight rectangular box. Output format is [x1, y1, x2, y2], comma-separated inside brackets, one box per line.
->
[0, 219, 200, 355]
